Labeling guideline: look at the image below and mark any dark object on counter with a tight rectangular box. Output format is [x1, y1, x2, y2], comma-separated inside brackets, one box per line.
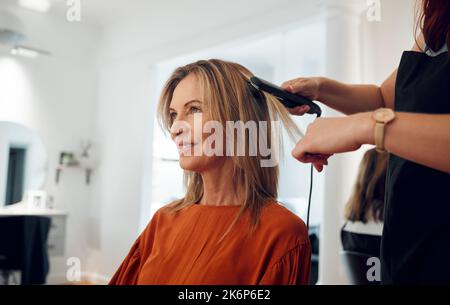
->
[0, 216, 51, 285]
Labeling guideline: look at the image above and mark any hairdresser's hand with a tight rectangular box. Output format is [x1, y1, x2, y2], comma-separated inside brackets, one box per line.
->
[292, 112, 375, 172]
[281, 77, 323, 116]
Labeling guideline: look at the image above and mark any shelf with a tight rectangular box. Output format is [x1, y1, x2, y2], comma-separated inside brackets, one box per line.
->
[55, 164, 94, 185]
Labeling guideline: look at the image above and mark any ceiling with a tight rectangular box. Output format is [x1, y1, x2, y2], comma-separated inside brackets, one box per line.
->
[0, 0, 301, 28]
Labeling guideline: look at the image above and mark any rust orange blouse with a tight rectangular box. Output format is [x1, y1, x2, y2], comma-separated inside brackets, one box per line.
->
[109, 201, 311, 285]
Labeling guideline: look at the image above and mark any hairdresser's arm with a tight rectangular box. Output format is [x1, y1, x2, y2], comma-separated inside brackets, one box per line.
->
[317, 74, 396, 114]
[292, 111, 450, 174]
[281, 73, 395, 115]
[282, 35, 426, 116]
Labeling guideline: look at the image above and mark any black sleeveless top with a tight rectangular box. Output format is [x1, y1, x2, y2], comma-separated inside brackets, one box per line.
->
[381, 48, 450, 284]
[341, 222, 382, 258]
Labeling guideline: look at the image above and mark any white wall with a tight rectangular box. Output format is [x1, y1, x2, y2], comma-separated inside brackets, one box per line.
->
[361, 0, 416, 84]
[0, 5, 100, 283]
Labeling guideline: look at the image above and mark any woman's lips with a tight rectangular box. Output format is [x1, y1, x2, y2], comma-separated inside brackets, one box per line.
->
[177, 142, 199, 154]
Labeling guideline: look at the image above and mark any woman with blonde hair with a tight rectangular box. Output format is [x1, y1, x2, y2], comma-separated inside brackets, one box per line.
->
[341, 148, 388, 258]
[109, 59, 311, 285]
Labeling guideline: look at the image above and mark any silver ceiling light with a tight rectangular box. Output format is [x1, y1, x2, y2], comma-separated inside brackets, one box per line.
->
[0, 10, 51, 58]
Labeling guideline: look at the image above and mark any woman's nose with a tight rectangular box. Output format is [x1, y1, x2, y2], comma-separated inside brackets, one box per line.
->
[170, 124, 181, 138]
[170, 120, 189, 139]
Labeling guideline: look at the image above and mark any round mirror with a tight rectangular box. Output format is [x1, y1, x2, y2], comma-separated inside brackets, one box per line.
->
[0, 121, 48, 206]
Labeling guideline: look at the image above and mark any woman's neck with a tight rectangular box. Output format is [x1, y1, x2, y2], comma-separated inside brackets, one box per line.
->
[198, 161, 244, 206]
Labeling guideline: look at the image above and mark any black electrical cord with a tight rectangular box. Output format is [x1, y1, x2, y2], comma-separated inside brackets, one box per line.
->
[307, 163, 313, 230]
[306, 112, 320, 230]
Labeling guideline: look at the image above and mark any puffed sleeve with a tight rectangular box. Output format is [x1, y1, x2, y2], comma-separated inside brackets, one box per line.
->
[108, 237, 142, 285]
[258, 242, 311, 285]
[109, 209, 161, 285]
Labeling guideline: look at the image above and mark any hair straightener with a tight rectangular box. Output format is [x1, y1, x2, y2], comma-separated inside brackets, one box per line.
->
[249, 76, 322, 117]
[249, 76, 323, 230]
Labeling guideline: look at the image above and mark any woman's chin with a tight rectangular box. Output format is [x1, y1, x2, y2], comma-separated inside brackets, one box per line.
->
[178, 154, 223, 172]
[178, 155, 204, 172]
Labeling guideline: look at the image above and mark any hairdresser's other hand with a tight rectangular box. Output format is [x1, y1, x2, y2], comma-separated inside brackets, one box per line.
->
[292, 112, 375, 172]
[281, 77, 323, 116]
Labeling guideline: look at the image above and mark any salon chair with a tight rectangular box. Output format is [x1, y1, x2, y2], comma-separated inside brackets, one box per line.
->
[0, 216, 51, 285]
[341, 250, 380, 285]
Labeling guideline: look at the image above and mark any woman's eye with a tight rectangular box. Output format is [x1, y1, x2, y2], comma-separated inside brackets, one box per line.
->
[169, 112, 177, 121]
[190, 106, 202, 113]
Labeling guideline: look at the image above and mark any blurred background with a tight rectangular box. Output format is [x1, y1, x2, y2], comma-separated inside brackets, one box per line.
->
[0, 0, 415, 284]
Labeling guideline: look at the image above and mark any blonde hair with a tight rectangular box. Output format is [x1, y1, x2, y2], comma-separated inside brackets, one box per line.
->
[157, 59, 302, 242]
[345, 149, 388, 223]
